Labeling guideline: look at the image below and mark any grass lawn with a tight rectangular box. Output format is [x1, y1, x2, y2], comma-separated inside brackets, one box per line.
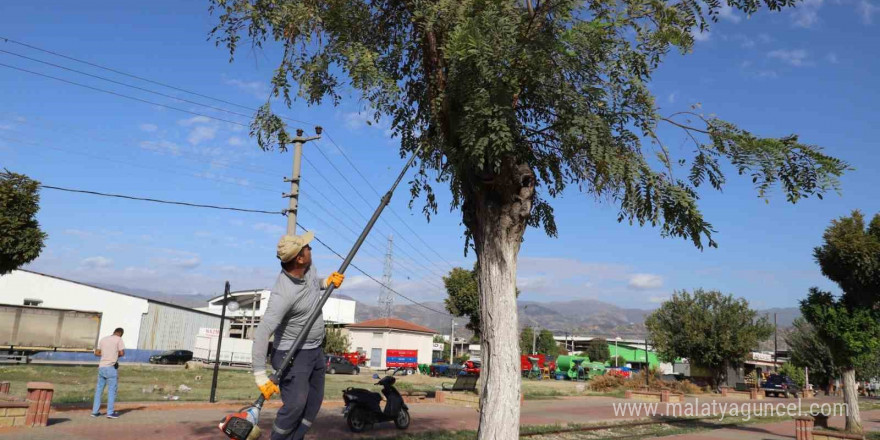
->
[362, 415, 798, 440]
[0, 365, 619, 405]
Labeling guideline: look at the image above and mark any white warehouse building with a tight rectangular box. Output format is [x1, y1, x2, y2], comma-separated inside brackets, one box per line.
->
[199, 288, 356, 339]
[0, 270, 230, 351]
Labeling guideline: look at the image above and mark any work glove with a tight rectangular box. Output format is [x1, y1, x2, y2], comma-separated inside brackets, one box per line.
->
[323, 272, 344, 289]
[254, 371, 280, 400]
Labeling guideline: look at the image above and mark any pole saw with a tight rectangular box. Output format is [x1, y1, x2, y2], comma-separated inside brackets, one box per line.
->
[219, 148, 422, 440]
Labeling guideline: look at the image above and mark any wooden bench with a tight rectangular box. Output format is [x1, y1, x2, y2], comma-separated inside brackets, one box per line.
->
[442, 374, 478, 392]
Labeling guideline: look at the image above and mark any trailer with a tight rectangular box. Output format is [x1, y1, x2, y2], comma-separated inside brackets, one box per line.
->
[0, 303, 102, 362]
[192, 335, 254, 366]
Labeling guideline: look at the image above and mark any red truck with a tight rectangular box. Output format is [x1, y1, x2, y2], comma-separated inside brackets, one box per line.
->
[336, 352, 367, 367]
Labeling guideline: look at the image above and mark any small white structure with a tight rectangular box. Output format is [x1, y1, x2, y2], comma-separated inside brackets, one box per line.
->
[199, 288, 356, 339]
[347, 318, 436, 369]
[0, 270, 229, 351]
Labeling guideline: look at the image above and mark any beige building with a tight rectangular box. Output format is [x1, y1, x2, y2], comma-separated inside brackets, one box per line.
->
[347, 318, 436, 369]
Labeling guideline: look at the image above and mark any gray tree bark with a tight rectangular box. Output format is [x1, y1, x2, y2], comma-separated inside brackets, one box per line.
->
[464, 161, 535, 440]
[842, 368, 862, 433]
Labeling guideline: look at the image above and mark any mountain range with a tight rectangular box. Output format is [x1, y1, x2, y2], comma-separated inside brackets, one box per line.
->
[106, 283, 800, 340]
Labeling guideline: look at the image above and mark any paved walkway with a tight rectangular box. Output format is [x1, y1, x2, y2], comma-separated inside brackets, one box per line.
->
[0, 395, 876, 439]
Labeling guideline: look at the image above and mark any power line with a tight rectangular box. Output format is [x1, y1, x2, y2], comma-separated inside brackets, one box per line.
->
[35, 182, 451, 316]
[40, 184, 282, 215]
[0, 62, 249, 128]
[0, 37, 457, 273]
[3, 130, 445, 290]
[0, 36, 313, 124]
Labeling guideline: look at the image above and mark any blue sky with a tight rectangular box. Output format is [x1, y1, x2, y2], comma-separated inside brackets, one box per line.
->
[1, 0, 877, 312]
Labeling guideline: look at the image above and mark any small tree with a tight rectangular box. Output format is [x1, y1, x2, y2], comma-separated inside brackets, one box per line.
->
[802, 211, 880, 433]
[585, 338, 610, 363]
[536, 329, 559, 357]
[785, 317, 837, 393]
[778, 362, 806, 388]
[609, 355, 627, 368]
[322, 326, 351, 354]
[801, 289, 880, 433]
[0, 170, 46, 275]
[444, 264, 481, 336]
[646, 289, 773, 388]
[433, 335, 451, 362]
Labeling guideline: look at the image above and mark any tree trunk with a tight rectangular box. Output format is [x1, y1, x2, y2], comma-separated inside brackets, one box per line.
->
[842, 368, 862, 433]
[464, 160, 535, 440]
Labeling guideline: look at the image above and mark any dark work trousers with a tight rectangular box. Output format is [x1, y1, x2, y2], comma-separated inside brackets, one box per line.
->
[270, 347, 326, 440]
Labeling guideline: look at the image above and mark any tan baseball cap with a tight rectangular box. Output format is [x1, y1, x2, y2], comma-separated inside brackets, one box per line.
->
[276, 231, 315, 263]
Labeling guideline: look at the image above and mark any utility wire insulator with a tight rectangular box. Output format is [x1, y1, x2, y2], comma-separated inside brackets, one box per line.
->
[282, 193, 295, 198]
[283, 177, 299, 183]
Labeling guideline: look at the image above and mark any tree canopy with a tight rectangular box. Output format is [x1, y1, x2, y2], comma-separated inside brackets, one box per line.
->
[800, 288, 880, 372]
[0, 170, 46, 275]
[585, 337, 610, 363]
[784, 317, 837, 390]
[813, 210, 880, 309]
[645, 288, 772, 387]
[210, 0, 846, 251]
[443, 265, 482, 335]
[536, 329, 560, 357]
[322, 325, 351, 354]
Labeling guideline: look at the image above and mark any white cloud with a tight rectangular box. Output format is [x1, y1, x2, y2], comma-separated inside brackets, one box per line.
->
[648, 295, 670, 304]
[139, 139, 181, 156]
[740, 60, 753, 69]
[628, 273, 664, 290]
[826, 52, 839, 64]
[139, 123, 158, 132]
[178, 116, 212, 126]
[858, 0, 879, 24]
[168, 257, 201, 270]
[732, 34, 756, 48]
[667, 92, 677, 104]
[791, 0, 824, 27]
[81, 256, 113, 269]
[253, 222, 285, 235]
[187, 125, 218, 145]
[63, 229, 93, 238]
[343, 112, 374, 130]
[228, 137, 246, 147]
[767, 49, 810, 67]
[692, 27, 711, 42]
[757, 70, 779, 78]
[225, 79, 270, 99]
[717, 3, 742, 23]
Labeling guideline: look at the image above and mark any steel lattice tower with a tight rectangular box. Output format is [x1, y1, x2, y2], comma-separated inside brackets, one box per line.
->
[378, 234, 394, 317]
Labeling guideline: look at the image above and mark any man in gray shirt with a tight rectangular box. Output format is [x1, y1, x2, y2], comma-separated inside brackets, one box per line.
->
[252, 231, 343, 440]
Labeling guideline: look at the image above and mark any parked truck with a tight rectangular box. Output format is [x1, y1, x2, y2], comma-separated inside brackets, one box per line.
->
[0, 303, 102, 362]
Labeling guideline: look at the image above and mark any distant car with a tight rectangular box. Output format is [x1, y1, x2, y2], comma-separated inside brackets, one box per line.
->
[326, 355, 360, 375]
[763, 374, 802, 398]
[149, 350, 193, 365]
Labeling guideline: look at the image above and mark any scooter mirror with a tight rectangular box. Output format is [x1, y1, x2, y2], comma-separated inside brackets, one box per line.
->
[372, 373, 380, 379]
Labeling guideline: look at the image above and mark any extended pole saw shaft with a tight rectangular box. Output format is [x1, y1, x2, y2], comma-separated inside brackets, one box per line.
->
[253, 148, 421, 409]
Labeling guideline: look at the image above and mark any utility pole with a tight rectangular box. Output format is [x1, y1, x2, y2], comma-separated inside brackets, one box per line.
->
[449, 319, 455, 363]
[210, 281, 230, 403]
[379, 235, 394, 317]
[773, 313, 778, 372]
[284, 127, 322, 234]
[531, 328, 537, 355]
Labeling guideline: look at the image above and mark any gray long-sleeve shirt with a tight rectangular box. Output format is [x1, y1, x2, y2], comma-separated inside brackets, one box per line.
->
[252, 267, 325, 373]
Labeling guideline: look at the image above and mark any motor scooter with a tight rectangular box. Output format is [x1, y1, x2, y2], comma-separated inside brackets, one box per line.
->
[342, 374, 410, 432]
